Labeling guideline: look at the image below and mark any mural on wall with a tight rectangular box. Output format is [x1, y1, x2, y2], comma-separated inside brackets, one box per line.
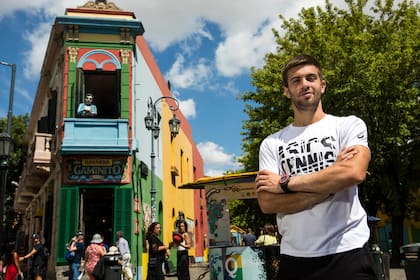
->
[209, 246, 266, 280]
[205, 184, 256, 247]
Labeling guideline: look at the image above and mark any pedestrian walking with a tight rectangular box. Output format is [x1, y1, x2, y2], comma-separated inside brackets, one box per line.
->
[20, 234, 46, 280]
[84, 233, 106, 280]
[4, 242, 23, 280]
[69, 231, 86, 280]
[241, 228, 256, 246]
[116, 230, 133, 280]
[174, 220, 191, 280]
[146, 222, 170, 280]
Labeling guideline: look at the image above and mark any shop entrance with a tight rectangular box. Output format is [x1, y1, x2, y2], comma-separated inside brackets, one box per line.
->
[81, 188, 114, 247]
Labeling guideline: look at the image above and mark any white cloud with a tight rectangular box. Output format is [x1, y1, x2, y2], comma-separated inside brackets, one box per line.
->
[179, 98, 196, 119]
[215, 25, 278, 77]
[166, 54, 212, 90]
[22, 21, 52, 80]
[197, 141, 240, 176]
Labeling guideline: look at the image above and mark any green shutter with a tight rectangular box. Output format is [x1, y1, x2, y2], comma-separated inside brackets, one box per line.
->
[114, 187, 132, 244]
[57, 187, 79, 263]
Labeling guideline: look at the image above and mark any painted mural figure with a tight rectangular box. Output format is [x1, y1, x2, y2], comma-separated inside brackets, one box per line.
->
[77, 93, 97, 117]
[256, 54, 377, 279]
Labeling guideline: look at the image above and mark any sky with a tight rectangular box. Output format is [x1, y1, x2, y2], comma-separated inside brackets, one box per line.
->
[0, 0, 412, 176]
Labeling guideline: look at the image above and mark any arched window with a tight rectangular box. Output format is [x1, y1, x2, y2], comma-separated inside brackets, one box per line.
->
[75, 50, 122, 119]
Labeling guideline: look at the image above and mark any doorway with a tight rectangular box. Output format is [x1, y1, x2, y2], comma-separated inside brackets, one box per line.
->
[81, 188, 114, 247]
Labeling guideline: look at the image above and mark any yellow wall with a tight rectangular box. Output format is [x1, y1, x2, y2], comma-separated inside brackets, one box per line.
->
[161, 104, 196, 252]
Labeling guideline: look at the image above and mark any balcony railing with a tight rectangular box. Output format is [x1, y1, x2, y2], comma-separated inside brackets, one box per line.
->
[61, 118, 130, 155]
[33, 133, 52, 164]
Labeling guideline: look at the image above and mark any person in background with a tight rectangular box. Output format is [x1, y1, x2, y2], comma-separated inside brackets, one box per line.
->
[4, 242, 23, 280]
[20, 234, 46, 280]
[174, 220, 191, 280]
[84, 233, 106, 280]
[242, 228, 257, 246]
[116, 231, 133, 280]
[69, 231, 86, 280]
[146, 222, 170, 280]
[256, 54, 376, 279]
[255, 223, 278, 246]
[77, 93, 97, 117]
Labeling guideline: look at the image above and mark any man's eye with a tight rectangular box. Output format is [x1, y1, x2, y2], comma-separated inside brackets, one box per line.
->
[306, 75, 317, 82]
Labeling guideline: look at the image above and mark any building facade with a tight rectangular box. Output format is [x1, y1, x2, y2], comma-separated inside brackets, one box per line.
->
[13, 1, 208, 278]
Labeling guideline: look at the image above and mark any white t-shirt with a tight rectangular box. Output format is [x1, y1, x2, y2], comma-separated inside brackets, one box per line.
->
[259, 114, 370, 257]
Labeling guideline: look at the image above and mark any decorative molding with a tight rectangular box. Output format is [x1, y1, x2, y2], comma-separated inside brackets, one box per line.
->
[120, 49, 130, 64]
[68, 47, 79, 63]
[77, 49, 121, 70]
[120, 28, 131, 44]
[68, 25, 80, 41]
[78, 0, 122, 11]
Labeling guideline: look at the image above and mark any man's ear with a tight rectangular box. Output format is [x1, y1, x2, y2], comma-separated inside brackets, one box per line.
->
[321, 80, 326, 94]
[284, 87, 291, 99]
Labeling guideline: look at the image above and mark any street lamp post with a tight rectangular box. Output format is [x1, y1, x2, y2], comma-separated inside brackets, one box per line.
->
[0, 61, 15, 252]
[144, 96, 180, 223]
[0, 133, 12, 251]
[0, 61, 16, 135]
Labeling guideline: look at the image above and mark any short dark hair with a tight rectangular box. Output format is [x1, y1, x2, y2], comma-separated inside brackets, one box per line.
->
[32, 233, 40, 240]
[282, 54, 323, 87]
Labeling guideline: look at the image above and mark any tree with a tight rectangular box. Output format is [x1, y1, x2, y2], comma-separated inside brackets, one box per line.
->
[239, 0, 420, 266]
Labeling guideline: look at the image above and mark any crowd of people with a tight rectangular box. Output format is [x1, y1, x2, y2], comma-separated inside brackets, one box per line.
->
[1, 230, 133, 280]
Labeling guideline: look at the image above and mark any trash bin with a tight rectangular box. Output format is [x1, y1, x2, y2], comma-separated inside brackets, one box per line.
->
[400, 243, 420, 280]
[103, 253, 122, 280]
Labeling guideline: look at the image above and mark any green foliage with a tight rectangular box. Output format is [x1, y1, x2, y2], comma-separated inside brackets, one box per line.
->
[228, 199, 276, 230]
[0, 115, 29, 233]
[238, 0, 420, 256]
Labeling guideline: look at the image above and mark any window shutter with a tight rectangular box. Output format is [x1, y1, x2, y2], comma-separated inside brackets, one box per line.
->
[114, 187, 132, 244]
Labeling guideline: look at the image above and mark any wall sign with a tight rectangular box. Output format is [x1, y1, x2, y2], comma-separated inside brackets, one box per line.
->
[63, 156, 131, 184]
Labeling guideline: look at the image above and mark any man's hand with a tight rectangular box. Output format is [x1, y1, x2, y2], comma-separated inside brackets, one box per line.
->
[336, 147, 358, 162]
[255, 170, 282, 194]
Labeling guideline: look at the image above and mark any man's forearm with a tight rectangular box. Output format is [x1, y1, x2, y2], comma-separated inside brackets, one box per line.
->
[289, 146, 370, 194]
[257, 191, 329, 214]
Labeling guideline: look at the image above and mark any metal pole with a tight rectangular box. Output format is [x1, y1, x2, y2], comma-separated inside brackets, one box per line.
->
[6, 63, 16, 135]
[0, 164, 8, 253]
[145, 96, 180, 223]
[150, 116, 156, 223]
[0, 61, 15, 254]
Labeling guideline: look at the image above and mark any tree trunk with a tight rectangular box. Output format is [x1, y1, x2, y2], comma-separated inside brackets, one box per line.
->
[390, 215, 404, 268]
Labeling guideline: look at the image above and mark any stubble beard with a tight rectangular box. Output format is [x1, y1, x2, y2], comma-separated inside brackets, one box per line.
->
[292, 93, 321, 112]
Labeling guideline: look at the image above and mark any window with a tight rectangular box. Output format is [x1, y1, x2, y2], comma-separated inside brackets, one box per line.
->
[74, 68, 121, 119]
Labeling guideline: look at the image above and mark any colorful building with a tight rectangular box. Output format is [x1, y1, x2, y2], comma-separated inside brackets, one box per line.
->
[13, 1, 208, 278]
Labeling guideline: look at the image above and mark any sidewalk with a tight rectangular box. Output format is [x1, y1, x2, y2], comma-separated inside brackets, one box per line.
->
[166, 264, 406, 280]
[390, 268, 406, 280]
[165, 263, 209, 280]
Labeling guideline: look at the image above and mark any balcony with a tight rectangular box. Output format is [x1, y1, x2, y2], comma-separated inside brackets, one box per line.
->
[33, 133, 52, 163]
[61, 118, 130, 155]
[13, 133, 52, 212]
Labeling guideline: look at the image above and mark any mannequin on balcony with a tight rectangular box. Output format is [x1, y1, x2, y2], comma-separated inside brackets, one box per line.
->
[77, 93, 97, 117]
